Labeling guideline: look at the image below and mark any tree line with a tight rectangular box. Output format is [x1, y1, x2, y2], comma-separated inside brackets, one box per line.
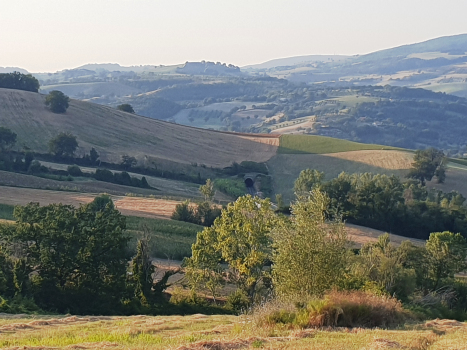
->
[185, 190, 467, 318]
[0, 196, 176, 314]
[0, 72, 39, 92]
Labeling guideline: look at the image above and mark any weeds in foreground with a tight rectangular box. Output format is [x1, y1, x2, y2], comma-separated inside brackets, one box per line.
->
[250, 290, 409, 331]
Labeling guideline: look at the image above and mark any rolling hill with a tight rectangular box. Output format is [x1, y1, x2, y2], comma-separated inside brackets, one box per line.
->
[2, 86, 467, 203]
[0, 88, 277, 167]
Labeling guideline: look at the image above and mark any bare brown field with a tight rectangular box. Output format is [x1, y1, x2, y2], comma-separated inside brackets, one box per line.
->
[0, 88, 277, 167]
[0, 185, 182, 219]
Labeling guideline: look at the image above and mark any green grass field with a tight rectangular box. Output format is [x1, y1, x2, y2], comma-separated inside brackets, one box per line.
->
[125, 216, 202, 260]
[279, 134, 400, 154]
[0, 314, 465, 350]
[0, 203, 14, 221]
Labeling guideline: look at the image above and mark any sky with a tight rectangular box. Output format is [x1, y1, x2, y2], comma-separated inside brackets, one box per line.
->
[1, 0, 467, 72]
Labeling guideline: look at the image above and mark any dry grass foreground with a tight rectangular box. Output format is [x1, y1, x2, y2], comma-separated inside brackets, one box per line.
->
[0, 314, 466, 350]
[0, 88, 277, 167]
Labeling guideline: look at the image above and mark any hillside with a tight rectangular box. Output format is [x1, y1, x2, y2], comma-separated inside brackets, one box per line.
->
[0, 88, 277, 167]
[2, 87, 467, 203]
[249, 34, 467, 98]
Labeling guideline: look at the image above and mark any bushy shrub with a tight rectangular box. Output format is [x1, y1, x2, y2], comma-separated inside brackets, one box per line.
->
[67, 165, 82, 177]
[94, 168, 114, 182]
[171, 201, 198, 224]
[252, 290, 408, 329]
[226, 289, 250, 313]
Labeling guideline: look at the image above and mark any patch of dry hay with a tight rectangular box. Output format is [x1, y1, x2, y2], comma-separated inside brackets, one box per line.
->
[325, 150, 413, 170]
[0, 316, 113, 333]
[424, 318, 465, 331]
[365, 338, 404, 349]
[5, 342, 119, 350]
[175, 337, 265, 350]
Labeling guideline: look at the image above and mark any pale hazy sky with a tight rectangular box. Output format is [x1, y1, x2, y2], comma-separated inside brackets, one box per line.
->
[1, 0, 467, 72]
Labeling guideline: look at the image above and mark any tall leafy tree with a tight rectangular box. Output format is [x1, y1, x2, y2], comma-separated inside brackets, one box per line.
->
[187, 195, 276, 301]
[408, 148, 446, 185]
[425, 231, 467, 289]
[0, 127, 17, 153]
[272, 189, 348, 296]
[294, 169, 324, 194]
[48, 132, 78, 158]
[45, 90, 70, 113]
[199, 179, 215, 201]
[1, 196, 130, 314]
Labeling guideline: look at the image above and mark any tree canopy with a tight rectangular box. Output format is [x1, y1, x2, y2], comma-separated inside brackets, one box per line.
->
[48, 132, 78, 158]
[117, 104, 135, 113]
[45, 90, 70, 113]
[0, 72, 40, 92]
[408, 148, 446, 185]
[0, 127, 17, 152]
[0, 196, 130, 314]
[186, 195, 276, 302]
[272, 189, 348, 296]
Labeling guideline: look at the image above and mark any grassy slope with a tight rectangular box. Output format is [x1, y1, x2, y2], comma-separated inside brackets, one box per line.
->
[0, 314, 465, 350]
[279, 134, 401, 154]
[0, 88, 277, 167]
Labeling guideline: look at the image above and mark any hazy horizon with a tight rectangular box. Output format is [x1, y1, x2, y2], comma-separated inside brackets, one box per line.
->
[2, 0, 467, 73]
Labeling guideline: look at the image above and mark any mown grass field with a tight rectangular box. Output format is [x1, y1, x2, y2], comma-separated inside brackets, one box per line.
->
[0, 88, 277, 167]
[278, 134, 401, 154]
[0, 314, 465, 350]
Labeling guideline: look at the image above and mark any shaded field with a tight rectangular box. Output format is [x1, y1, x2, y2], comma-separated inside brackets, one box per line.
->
[0, 88, 277, 167]
[279, 134, 401, 154]
[268, 153, 410, 202]
[126, 216, 202, 260]
[0, 314, 465, 350]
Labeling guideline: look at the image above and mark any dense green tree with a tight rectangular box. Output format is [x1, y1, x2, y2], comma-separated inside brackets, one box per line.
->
[187, 196, 276, 301]
[408, 148, 446, 185]
[351, 235, 417, 300]
[117, 104, 135, 113]
[199, 179, 215, 201]
[45, 90, 70, 113]
[121, 154, 137, 169]
[89, 147, 99, 164]
[171, 201, 198, 224]
[131, 236, 155, 306]
[426, 231, 467, 289]
[272, 189, 348, 297]
[294, 169, 324, 194]
[0, 72, 39, 92]
[0, 247, 14, 298]
[0, 196, 130, 314]
[48, 132, 78, 158]
[0, 127, 17, 153]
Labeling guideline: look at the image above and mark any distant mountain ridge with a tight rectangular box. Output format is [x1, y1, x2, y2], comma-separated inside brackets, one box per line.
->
[0, 67, 29, 74]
